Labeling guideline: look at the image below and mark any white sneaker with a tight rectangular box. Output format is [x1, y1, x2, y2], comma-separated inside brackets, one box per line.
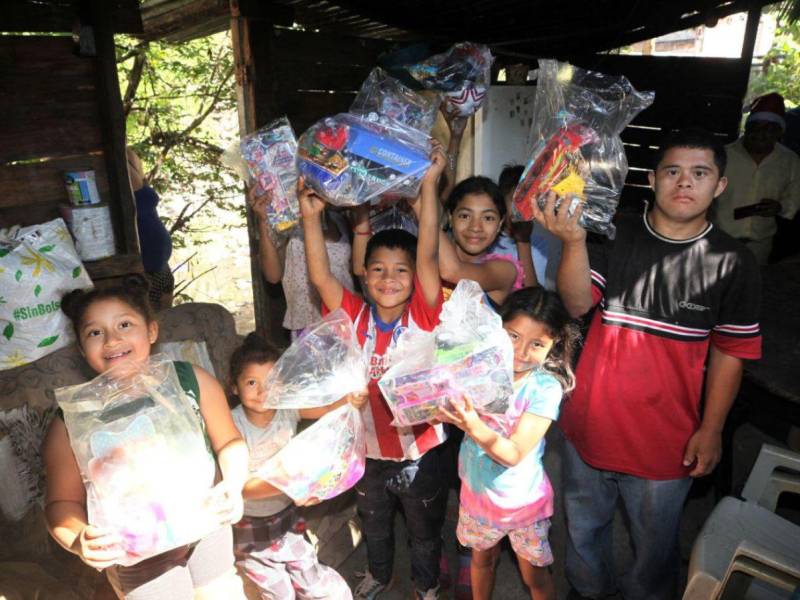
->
[353, 570, 392, 600]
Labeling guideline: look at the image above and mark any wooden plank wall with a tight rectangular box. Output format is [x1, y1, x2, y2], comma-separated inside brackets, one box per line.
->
[0, 36, 110, 228]
[0, 33, 140, 280]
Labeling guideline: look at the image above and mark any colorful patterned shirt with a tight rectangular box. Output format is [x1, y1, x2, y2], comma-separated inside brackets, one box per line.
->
[458, 369, 562, 528]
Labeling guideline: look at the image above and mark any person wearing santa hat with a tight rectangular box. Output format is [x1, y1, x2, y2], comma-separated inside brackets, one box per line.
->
[713, 92, 800, 264]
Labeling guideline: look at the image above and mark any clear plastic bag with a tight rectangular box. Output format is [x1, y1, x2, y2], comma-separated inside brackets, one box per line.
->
[378, 280, 514, 427]
[261, 309, 368, 409]
[55, 355, 219, 566]
[369, 202, 419, 236]
[350, 67, 440, 134]
[512, 59, 654, 238]
[258, 404, 366, 503]
[222, 117, 300, 233]
[297, 112, 432, 207]
[405, 42, 494, 117]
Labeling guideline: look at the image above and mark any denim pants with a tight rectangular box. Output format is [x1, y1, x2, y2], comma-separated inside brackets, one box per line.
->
[355, 449, 447, 592]
[562, 436, 692, 600]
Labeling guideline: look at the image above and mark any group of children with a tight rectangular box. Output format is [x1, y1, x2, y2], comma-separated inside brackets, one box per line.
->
[43, 138, 579, 600]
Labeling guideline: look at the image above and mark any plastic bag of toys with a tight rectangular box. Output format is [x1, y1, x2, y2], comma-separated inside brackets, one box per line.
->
[259, 404, 366, 503]
[405, 42, 494, 117]
[350, 67, 440, 134]
[261, 309, 368, 409]
[55, 355, 220, 566]
[512, 59, 654, 238]
[378, 280, 514, 427]
[297, 112, 432, 206]
[222, 117, 300, 233]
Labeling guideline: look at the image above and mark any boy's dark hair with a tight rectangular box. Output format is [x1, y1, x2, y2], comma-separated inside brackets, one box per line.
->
[653, 128, 727, 176]
[229, 332, 282, 386]
[499, 286, 581, 393]
[445, 176, 507, 218]
[364, 228, 417, 267]
[61, 274, 155, 339]
[498, 164, 525, 197]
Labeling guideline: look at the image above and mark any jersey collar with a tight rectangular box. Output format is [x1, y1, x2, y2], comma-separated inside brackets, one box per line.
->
[643, 202, 713, 244]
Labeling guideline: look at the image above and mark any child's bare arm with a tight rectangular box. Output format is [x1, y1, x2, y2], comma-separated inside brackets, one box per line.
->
[43, 419, 125, 568]
[300, 180, 344, 311]
[351, 204, 370, 278]
[248, 188, 284, 284]
[439, 397, 552, 467]
[416, 145, 447, 307]
[242, 477, 283, 500]
[438, 233, 518, 295]
[512, 221, 538, 287]
[299, 389, 369, 420]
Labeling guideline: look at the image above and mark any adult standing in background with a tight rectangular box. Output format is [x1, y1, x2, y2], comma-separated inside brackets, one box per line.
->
[713, 92, 800, 264]
[127, 147, 175, 311]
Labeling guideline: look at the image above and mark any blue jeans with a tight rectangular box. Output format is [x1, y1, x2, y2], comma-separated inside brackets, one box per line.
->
[562, 436, 691, 600]
[355, 450, 447, 592]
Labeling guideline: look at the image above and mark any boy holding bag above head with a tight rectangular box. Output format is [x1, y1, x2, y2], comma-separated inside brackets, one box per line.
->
[300, 146, 448, 600]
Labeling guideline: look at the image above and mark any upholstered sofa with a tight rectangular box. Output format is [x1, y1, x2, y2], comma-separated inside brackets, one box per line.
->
[0, 302, 359, 599]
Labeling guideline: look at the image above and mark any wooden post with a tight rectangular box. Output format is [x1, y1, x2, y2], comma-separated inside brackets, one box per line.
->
[86, 0, 140, 257]
[230, 1, 287, 344]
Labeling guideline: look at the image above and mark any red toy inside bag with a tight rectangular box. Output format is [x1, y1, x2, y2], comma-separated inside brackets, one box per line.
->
[511, 59, 654, 238]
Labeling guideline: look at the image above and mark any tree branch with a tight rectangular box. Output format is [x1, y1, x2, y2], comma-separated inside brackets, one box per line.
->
[122, 44, 149, 117]
[146, 64, 234, 183]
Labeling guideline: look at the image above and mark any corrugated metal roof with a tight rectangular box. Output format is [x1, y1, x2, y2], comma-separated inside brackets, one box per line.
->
[138, 0, 776, 52]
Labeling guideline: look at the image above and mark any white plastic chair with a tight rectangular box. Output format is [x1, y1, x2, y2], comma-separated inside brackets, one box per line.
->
[683, 444, 800, 599]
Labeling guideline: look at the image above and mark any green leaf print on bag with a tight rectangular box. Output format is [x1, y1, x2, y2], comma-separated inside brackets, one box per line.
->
[34, 284, 42, 297]
[37, 335, 59, 348]
[3, 323, 13, 340]
[15, 270, 22, 282]
[72, 266, 82, 279]
[0, 248, 9, 258]
[38, 245, 55, 253]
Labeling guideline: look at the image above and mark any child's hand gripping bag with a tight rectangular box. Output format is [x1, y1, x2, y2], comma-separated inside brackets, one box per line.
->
[0, 218, 93, 370]
[379, 279, 514, 427]
[55, 355, 220, 566]
[258, 404, 366, 504]
[296, 112, 432, 207]
[221, 116, 300, 233]
[261, 309, 368, 409]
[512, 59, 654, 238]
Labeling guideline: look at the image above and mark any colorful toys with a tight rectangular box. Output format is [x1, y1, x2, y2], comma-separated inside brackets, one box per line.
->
[224, 117, 300, 233]
[258, 404, 366, 504]
[379, 280, 514, 427]
[512, 123, 599, 222]
[297, 113, 431, 207]
[405, 42, 494, 117]
[56, 356, 219, 566]
[512, 60, 654, 238]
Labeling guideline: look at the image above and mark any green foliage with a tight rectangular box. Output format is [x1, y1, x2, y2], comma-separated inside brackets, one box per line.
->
[116, 32, 243, 251]
[749, 21, 800, 108]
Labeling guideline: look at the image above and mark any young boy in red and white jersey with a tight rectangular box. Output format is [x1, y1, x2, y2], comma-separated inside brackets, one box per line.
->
[300, 147, 448, 600]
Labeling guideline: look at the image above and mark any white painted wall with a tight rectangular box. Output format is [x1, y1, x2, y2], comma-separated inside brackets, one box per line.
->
[473, 85, 537, 182]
